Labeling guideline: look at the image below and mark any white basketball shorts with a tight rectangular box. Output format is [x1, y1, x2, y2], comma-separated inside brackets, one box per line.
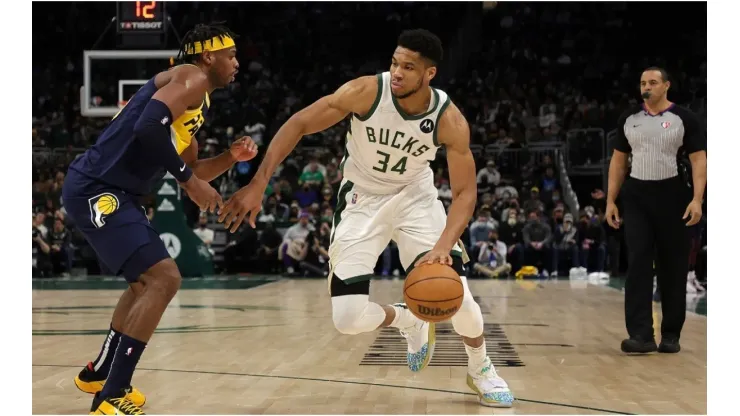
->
[328, 175, 465, 286]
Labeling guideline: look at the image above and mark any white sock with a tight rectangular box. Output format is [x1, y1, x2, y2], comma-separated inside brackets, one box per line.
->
[388, 304, 418, 329]
[465, 340, 488, 371]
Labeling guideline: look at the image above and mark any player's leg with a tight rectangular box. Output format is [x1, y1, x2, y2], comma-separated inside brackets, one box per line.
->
[91, 233, 179, 415]
[395, 182, 513, 407]
[327, 181, 434, 371]
[74, 284, 139, 395]
[62, 190, 173, 414]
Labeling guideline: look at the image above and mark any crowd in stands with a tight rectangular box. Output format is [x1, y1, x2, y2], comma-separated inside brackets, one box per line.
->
[32, 2, 707, 282]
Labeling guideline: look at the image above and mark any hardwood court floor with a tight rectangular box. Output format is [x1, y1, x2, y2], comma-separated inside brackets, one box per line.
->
[32, 277, 707, 415]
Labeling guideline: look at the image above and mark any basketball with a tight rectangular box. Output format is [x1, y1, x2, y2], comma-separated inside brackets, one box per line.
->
[403, 262, 464, 323]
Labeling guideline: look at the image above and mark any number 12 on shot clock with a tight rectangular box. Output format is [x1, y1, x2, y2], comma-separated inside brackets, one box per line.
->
[116, 1, 166, 33]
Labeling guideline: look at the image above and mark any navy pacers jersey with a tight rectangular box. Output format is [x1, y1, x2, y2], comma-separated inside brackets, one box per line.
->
[62, 69, 210, 282]
[67, 75, 210, 196]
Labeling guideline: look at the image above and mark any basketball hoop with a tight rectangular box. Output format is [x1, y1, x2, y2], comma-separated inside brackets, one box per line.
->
[118, 100, 128, 109]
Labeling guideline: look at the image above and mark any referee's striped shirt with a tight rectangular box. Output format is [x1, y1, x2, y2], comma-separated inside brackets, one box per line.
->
[614, 103, 706, 180]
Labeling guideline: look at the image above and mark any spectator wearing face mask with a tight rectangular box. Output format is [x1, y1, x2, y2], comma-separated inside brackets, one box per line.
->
[279, 211, 315, 275]
[500, 197, 521, 223]
[552, 213, 580, 276]
[469, 208, 496, 257]
[259, 195, 289, 223]
[495, 185, 519, 200]
[523, 187, 546, 214]
[193, 213, 215, 255]
[320, 185, 336, 207]
[498, 209, 524, 271]
[519, 210, 553, 276]
[474, 229, 511, 278]
[549, 205, 565, 229]
[294, 181, 319, 208]
[477, 160, 501, 187]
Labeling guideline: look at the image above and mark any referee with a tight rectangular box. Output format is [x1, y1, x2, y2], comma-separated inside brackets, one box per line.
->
[606, 67, 706, 354]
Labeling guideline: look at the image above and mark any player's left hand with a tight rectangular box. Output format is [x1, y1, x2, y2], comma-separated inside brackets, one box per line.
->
[218, 180, 265, 232]
[683, 199, 703, 226]
[229, 136, 259, 162]
[414, 247, 453, 268]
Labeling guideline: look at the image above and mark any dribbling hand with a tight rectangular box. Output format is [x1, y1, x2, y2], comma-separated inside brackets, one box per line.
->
[181, 175, 223, 214]
[414, 247, 453, 268]
[606, 201, 621, 229]
[217, 181, 265, 233]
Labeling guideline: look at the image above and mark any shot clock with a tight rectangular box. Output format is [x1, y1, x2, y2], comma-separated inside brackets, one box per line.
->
[117, 1, 166, 33]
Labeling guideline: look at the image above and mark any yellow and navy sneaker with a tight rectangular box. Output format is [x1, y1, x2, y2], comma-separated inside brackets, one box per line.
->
[90, 389, 145, 415]
[75, 362, 146, 407]
[466, 356, 514, 407]
[394, 303, 436, 372]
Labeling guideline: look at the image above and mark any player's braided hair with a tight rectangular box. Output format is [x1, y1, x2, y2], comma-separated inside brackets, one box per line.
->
[176, 22, 238, 64]
[397, 29, 443, 66]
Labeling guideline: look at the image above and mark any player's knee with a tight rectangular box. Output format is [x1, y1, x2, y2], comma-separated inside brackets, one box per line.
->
[333, 309, 362, 335]
[331, 294, 385, 335]
[451, 290, 484, 338]
[141, 261, 181, 300]
[332, 297, 366, 335]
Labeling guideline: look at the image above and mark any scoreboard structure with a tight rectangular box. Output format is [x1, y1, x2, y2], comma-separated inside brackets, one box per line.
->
[116, 1, 166, 34]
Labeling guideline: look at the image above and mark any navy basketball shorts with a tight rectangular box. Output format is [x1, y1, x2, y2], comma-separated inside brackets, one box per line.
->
[62, 187, 171, 283]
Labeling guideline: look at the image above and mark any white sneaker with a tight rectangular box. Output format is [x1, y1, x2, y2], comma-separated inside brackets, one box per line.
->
[686, 279, 697, 294]
[466, 356, 515, 407]
[394, 303, 436, 372]
[688, 271, 706, 292]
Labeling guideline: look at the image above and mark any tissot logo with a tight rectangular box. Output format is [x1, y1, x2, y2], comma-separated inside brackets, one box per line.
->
[121, 21, 163, 30]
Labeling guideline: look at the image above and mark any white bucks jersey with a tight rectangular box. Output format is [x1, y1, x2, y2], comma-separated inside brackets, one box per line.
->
[341, 71, 451, 194]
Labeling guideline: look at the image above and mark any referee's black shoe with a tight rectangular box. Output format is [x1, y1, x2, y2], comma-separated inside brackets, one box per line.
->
[621, 337, 658, 353]
[658, 337, 681, 353]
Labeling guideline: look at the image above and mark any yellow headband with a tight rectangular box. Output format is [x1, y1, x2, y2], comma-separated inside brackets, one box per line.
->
[184, 35, 235, 55]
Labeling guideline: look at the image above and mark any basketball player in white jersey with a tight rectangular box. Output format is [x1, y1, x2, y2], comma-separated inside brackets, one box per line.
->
[218, 29, 513, 407]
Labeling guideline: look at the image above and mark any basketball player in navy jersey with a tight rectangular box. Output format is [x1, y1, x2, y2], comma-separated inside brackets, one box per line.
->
[62, 23, 256, 415]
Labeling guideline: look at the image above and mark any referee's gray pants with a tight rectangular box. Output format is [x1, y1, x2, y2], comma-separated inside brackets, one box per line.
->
[622, 175, 692, 341]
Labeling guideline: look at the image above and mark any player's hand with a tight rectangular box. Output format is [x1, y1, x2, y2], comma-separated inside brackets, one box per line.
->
[414, 247, 453, 268]
[180, 175, 223, 213]
[229, 136, 259, 162]
[683, 199, 703, 226]
[606, 200, 621, 229]
[218, 181, 265, 233]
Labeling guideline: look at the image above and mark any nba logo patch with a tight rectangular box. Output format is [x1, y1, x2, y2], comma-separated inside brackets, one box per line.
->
[351, 193, 358, 204]
[661, 121, 671, 129]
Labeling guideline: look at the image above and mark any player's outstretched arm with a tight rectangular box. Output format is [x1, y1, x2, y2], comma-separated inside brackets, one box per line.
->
[251, 76, 377, 187]
[216, 76, 378, 232]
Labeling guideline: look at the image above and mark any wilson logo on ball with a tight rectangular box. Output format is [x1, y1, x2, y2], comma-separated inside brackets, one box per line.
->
[417, 305, 459, 316]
